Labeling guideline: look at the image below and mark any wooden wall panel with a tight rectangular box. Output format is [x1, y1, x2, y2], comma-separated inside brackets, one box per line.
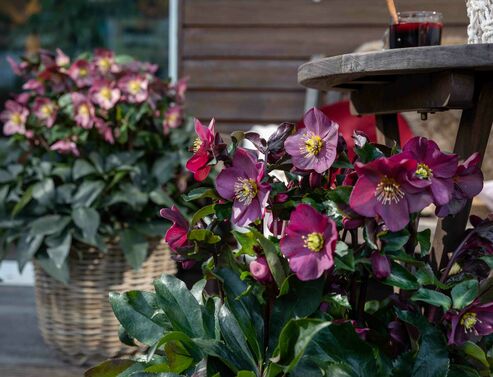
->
[184, 0, 468, 26]
[181, 0, 470, 133]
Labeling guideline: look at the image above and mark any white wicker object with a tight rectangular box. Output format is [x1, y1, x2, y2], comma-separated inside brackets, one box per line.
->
[467, 0, 493, 43]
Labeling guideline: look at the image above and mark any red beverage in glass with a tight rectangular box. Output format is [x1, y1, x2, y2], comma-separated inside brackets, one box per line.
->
[389, 11, 443, 49]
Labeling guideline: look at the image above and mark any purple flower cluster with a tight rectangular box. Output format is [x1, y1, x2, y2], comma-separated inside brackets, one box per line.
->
[2, 49, 187, 156]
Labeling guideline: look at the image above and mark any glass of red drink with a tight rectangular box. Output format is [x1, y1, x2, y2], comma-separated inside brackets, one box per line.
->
[389, 11, 443, 49]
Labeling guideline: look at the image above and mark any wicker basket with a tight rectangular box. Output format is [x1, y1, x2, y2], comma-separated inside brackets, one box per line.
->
[33, 238, 176, 366]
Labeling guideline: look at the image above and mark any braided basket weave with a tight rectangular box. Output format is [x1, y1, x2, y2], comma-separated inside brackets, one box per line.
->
[33, 238, 176, 366]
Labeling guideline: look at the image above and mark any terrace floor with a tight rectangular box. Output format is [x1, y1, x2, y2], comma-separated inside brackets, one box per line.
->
[0, 285, 84, 377]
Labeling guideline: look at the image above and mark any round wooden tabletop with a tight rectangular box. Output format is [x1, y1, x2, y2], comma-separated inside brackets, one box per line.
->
[298, 44, 493, 91]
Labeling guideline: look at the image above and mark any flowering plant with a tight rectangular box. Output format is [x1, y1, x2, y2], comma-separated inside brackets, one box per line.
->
[0, 49, 198, 282]
[91, 108, 493, 377]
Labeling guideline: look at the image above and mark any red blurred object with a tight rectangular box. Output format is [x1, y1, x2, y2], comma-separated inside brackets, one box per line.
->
[297, 101, 413, 158]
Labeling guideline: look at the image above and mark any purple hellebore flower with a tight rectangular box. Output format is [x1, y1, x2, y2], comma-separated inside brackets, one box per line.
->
[186, 118, 216, 182]
[94, 118, 115, 144]
[33, 98, 57, 128]
[249, 256, 273, 284]
[371, 251, 391, 279]
[89, 80, 121, 110]
[68, 59, 93, 88]
[447, 301, 493, 345]
[55, 48, 70, 67]
[349, 154, 426, 232]
[284, 108, 339, 173]
[402, 136, 458, 206]
[162, 105, 182, 133]
[50, 140, 80, 157]
[93, 48, 119, 74]
[23, 78, 45, 95]
[216, 148, 271, 227]
[436, 153, 483, 217]
[119, 74, 148, 103]
[280, 204, 338, 281]
[160, 205, 190, 252]
[7, 56, 29, 76]
[0, 100, 29, 135]
[72, 93, 95, 129]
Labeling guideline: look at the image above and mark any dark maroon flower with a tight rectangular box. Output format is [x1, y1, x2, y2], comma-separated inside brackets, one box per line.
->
[436, 153, 483, 217]
[371, 252, 391, 279]
[186, 118, 216, 182]
[249, 256, 273, 284]
[447, 301, 493, 345]
[285, 108, 339, 173]
[68, 59, 92, 88]
[216, 148, 270, 227]
[402, 137, 458, 206]
[280, 204, 338, 281]
[349, 154, 422, 232]
[160, 205, 190, 251]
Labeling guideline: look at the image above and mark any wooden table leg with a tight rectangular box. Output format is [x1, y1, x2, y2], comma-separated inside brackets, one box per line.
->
[375, 114, 400, 147]
[432, 78, 493, 270]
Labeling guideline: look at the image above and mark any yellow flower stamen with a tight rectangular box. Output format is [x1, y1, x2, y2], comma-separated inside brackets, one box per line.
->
[98, 58, 111, 72]
[79, 67, 88, 77]
[303, 232, 324, 252]
[375, 176, 405, 205]
[78, 104, 90, 117]
[40, 104, 53, 117]
[449, 262, 462, 276]
[302, 133, 324, 157]
[234, 178, 258, 205]
[416, 163, 433, 180]
[461, 312, 480, 333]
[128, 79, 141, 95]
[192, 138, 202, 152]
[100, 87, 113, 101]
[11, 112, 22, 125]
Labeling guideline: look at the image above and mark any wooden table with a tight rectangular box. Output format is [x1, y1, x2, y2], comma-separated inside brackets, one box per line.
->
[298, 44, 493, 268]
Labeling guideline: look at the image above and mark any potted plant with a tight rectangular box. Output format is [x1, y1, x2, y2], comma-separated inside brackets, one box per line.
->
[87, 108, 493, 377]
[0, 48, 199, 364]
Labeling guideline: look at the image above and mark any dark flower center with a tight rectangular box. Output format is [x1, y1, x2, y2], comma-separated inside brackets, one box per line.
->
[303, 133, 324, 157]
[303, 232, 324, 252]
[375, 176, 405, 205]
[234, 178, 258, 205]
[415, 163, 433, 180]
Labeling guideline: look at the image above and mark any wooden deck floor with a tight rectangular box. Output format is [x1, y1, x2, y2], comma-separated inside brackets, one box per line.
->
[0, 285, 84, 377]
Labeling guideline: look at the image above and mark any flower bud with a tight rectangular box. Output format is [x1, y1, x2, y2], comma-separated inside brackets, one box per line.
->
[249, 256, 273, 284]
[371, 252, 391, 279]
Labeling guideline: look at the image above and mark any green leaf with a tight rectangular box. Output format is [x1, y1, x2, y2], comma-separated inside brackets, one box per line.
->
[152, 153, 180, 184]
[354, 142, 384, 163]
[335, 241, 349, 257]
[447, 365, 481, 377]
[250, 228, 287, 289]
[16, 233, 43, 271]
[182, 187, 218, 202]
[218, 305, 259, 373]
[46, 232, 72, 269]
[415, 265, 448, 289]
[237, 372, 256, 377]
[383, 263, 419, 290]
[150, 189, 175, 207]
[30, 215, 70, 236]
[84, 359, 135, 377]
[274, 318, 331, 373]
[73, 159, 97, 180]
[417, 229, 432, 256]
[72, 180, 105, 207]
[232, 231, 257, 256]
[460, 341, 489, 368]
[411, 288, 451, 311]
[380, 229, 410, 252]
[191, 204, 215, 227]
[120, 229, 148, 270]
[12, 184, 34, 217]
[35, 252, 69, 284]
[72, 207, 100, 244]
[396, 310, 449, 377]
[109, 291, 165, 346]
[188, 229, 221, 244]
[154, 275, 205, 338]
[326, 186, 353, 205]
[451, 279, 478, 310]
[269, 278, 325, 353]
[32, 178, 55, 204]
[335, 249, 355, 272]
